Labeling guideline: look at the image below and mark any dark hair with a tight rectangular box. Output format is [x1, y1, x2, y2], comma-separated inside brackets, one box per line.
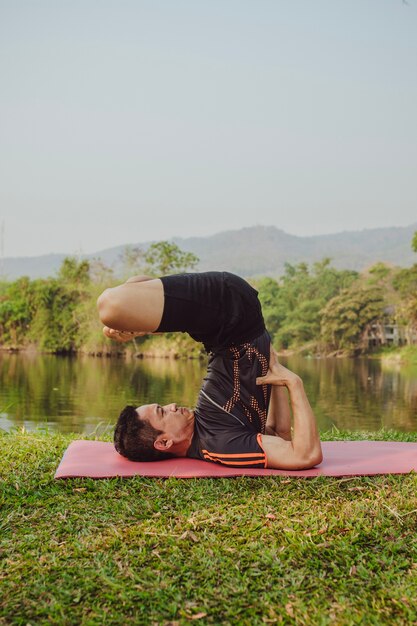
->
[114, 405, 175, 462]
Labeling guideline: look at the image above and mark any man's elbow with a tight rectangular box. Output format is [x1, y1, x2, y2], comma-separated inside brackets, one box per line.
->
[301, 447, 323, 469]
[266, 446, 323, 470]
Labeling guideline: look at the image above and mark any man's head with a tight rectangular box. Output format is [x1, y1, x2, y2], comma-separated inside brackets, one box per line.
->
[114, 402, 195, 462]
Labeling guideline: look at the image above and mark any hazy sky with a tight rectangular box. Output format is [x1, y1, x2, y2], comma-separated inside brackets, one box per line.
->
[1, 0, 416, 258]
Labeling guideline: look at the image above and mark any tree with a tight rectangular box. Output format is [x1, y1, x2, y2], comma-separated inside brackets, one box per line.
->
[256, 277, 285, 339]
[320, 285, 385, 353]
[412, 231, 417, 253]
[392, 264, 417, 297]
[144, 241, 199, 276]
[89, 258, 114, 284]
[392, 251, 417, 329]
[57, 257, 90, 286]
[256, 260, 358, 349]
[367, 262, 391, 284]
[0, 277, 35, 346]
[118, 245, 145, 278]
[28, 280, 78, 351]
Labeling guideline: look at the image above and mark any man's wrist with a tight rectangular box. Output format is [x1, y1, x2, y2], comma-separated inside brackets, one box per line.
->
[287, 377, 303, 393]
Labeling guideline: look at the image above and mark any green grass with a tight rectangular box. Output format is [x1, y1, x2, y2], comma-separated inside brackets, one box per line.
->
[1, 430, 417, 625]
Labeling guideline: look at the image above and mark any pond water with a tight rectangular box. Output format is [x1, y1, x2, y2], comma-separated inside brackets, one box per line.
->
[0, 352, 416, 434]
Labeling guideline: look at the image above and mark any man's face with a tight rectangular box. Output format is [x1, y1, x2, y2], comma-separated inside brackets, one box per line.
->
[136, 402, 194, 442]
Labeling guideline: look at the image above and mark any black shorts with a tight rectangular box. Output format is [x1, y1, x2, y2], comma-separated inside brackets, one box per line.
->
[156, 271, 265, 352]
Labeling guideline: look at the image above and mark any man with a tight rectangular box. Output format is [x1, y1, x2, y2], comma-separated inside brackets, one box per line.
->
[97, 271, 322, 470]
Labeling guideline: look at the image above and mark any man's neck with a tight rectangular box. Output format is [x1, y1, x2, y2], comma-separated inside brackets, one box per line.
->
[172, 414, 195, 457]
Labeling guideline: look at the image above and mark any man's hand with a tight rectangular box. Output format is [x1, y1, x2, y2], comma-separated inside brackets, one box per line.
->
[102, 326, 148, 343]
[256, 360, 302, 389]
[103, 325, 164, 343]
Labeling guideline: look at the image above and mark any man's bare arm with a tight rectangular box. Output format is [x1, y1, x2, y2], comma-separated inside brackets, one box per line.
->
[265, 348, 291, 440]
[257, 361, 322, 470]
[265, 387, 292, 440]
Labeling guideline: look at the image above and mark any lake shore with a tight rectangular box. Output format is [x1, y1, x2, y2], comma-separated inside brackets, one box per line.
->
[1, 429, 417, 625]
[376, 345, 417, 366]
[2, 340, 417, 366]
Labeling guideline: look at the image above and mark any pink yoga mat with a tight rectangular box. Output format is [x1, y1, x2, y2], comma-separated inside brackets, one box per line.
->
[54, 440, 417, 479]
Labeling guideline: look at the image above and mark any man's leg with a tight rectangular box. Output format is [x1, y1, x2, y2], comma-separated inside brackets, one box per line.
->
[97, 278, 164, 333]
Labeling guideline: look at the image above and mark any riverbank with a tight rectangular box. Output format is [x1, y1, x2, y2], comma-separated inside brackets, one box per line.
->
[277, 344, 417, 364]
[0, 332, 206, 360]
[4, 339, 417, 363]
[375, 345, 417, 366]
[1, 430, 417, 625]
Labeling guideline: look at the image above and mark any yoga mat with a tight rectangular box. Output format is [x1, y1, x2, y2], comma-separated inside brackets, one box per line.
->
[55, 440, 417, 479]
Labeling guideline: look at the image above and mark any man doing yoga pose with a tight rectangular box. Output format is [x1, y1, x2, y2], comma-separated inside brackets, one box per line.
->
[97, 272, 322, 470]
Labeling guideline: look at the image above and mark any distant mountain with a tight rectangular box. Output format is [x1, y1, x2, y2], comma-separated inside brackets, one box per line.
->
[1, 223, 416, 281]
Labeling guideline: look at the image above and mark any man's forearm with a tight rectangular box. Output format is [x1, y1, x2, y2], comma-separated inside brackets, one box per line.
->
[288, 380, 322, 464]
[266, 386, 292, 440]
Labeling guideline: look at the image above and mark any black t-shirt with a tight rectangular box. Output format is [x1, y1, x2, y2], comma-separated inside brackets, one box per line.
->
[187, 330, 271, 468]
[156, 271, 271, 468]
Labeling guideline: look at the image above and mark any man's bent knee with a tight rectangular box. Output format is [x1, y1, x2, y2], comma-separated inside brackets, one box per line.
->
[97, 280, 164, 332]
[97, 288, 121, 327]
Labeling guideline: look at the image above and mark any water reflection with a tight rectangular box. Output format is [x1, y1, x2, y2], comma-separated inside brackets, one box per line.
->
[283, 355, 417, 432]
[0, 353, 206, 434]
[0, 352, 416, 434]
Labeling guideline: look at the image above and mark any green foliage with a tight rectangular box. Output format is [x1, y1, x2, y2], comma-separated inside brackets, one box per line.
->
[392, 264, 417, 296]
[28, 280, 89, 351]
[392, 264, 417, 325]
[0, 243, 201, 354]
[117, 241, 199, 279]
[256, 277, 285, 338]
[57, 256, 90, 285]
[0, 248, 416, 356]
[256, 259, 358, 349]
[0, 277, 36, 346]
[0, 258, 92, 352]
[321, 285, 385, 353]
[257, 258, 417, 353]
[367, 261, 392, 284]
[138, 331, 205, 359]
[144, 241, 199, 276]
[412, 230, 417, 253]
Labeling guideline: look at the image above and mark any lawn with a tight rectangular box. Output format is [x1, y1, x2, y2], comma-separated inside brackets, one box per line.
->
[1, 430, 417, 625]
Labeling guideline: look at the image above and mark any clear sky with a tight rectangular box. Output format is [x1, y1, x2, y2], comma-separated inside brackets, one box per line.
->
[1, 0, 416, 257]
